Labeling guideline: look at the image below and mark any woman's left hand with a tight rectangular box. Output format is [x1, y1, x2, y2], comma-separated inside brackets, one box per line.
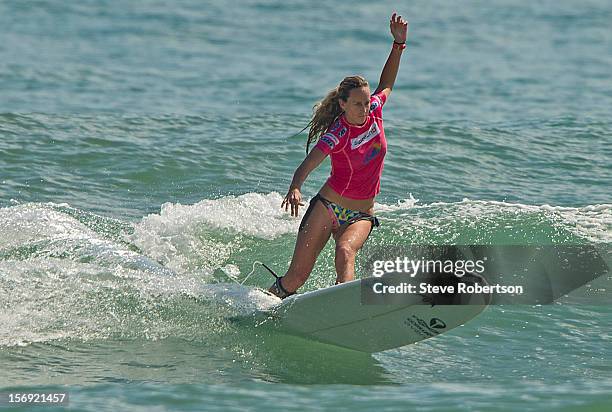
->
[390, 12, 408, 44]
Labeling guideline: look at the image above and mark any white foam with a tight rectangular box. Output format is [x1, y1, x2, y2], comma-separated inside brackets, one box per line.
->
[399, 198, 611, 243]
[141, 192, 300, 238]
[199, 283, 281, 313]
[1, 196, 608, 347]
[129, 192, 306, 273]
[374, 193, 420, 212]
[0, 255, 275, 347]
[0, 202, 96, 249]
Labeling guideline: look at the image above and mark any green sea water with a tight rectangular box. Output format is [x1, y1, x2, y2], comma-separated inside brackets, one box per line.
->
[1, 0, 610, 411]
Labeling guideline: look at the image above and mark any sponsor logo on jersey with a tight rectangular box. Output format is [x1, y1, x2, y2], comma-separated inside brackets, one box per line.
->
[330, 120, 342, 132]
[370, 100, 380, 112]
[339, 127, 348, 137]
[351, 122, 380, 150]
[363, 142, 381, 164]
[320, 134, 336, 149]
[323, 132, 339, 145]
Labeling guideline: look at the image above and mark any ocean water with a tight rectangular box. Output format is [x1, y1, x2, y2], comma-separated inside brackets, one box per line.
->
[1, 0, 611, 411]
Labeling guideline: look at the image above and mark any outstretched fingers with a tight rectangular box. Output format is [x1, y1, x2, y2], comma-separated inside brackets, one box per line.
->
[281, 195, 304, 217]
[390, 12, 408, 43]
[390, 12, 406, 24]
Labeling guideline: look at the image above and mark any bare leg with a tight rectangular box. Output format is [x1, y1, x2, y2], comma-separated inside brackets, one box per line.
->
[333, 220, 373, 284]
[273, 200, 333, 293]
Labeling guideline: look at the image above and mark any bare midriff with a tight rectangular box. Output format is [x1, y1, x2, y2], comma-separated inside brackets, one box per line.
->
[318, 182, 375, 215]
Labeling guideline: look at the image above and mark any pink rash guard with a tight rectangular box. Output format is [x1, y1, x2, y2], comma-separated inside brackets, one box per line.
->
[314, 91, 387, 199]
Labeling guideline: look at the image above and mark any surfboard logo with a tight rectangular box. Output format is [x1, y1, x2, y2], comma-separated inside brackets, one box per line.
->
[404, 315, 444, 338]
[429, 318, 447, 329]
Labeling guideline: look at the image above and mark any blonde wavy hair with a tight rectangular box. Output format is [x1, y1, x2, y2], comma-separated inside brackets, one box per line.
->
[304, 75, 369, 154]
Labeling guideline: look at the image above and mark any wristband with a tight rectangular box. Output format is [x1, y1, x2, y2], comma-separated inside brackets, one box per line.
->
[392, 41, 406, 50]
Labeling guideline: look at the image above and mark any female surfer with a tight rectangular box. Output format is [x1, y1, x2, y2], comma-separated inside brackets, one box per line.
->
[269, 13, 409, 298]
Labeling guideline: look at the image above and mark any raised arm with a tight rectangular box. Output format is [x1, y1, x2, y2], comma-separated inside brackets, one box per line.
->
[375, 13, 409, 98]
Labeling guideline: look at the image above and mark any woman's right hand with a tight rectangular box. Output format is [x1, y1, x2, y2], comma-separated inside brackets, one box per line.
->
[281, 187, 305, 217]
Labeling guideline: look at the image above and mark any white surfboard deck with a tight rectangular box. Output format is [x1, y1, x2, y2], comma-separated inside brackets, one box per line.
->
[257, 272, 491, 353]
[238, 245, 608, 352]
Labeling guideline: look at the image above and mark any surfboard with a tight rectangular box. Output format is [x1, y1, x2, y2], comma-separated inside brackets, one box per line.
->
[236, 244, 608, 353]
[251, 271, 491, 353]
